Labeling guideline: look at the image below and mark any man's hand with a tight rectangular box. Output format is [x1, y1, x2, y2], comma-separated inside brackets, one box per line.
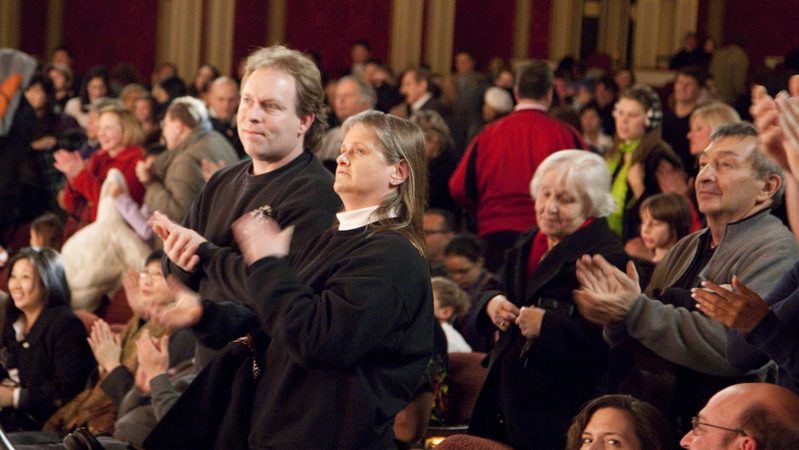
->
[486, 295, 520, 332]
[515, 306, 545, 339]
[232, 212, 294, 265]
[149, 211, 206, 272]
[135, 159, 153, 185]
[135, 330, 169, 386]
[692, 276, 769, 332]
[87, 319, 122, 374]
[573, 255, 641, 325]
[53, 149, 85, 180]
[144, 276, 203, 332]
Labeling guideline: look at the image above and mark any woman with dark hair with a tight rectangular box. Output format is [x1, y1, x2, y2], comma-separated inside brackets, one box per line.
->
[64, 65, 111, 129]
[566, 394, 673, 450]
[147, 110, 433, 448]
[0, 247, 94, 430]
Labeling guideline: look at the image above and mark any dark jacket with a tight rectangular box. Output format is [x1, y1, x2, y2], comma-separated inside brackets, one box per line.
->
[469, 218, 627, 450]
[1, 305, 94, 427]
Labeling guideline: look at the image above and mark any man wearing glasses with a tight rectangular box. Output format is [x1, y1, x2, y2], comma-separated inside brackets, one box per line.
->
[680, 383, 799, 449]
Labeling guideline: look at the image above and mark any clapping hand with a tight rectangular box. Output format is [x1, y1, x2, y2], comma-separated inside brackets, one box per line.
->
[143, 276, 203, 332]
[88, 319, 122, 374]
[232, 211, 294, 265]
[149, 211, 206, 272]
[691, 276, 769, 333]
[573, 255, 640, 325]
[53, 149, 85, 180]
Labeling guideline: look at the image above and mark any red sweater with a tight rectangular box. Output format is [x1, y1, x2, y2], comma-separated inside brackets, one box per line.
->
[449, 109, 586, 236]
[64, 146, 145, 221]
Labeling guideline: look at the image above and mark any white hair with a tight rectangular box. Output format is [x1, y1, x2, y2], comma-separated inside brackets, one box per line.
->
[168, 96, 212, 131]
[530, 150, 615, 218]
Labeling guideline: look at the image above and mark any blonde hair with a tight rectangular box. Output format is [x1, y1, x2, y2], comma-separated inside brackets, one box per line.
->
[341, 110, 428, 256]
[99, 104, 144, 147]
[691, 101, 741, 131]
[243, 45, 327, 152]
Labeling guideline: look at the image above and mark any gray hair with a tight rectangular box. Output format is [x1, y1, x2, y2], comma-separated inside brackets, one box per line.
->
[338, 75, 377, 108]
[710, 122, 784, 206]
[167, 96, 211, 131]
[530, 150, 615, 218]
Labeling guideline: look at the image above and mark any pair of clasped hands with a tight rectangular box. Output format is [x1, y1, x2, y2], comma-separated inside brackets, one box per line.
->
[141, 210, 294, 331]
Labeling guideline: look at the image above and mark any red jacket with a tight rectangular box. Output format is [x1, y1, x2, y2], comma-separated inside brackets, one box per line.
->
[449, 108, 586, 236]
[64, 146, 145, 221]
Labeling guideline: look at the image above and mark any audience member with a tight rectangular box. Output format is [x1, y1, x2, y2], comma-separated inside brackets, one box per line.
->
[345, 40, 372, 78]
[595, 74, 619, 135]
[566, 394, 673, 450]
[317, 75, 377, 168]
[151, 75, 187, 121]
[44, 63, 74, 115]
[29, 213, 64, 252]
[432, 277, 472, 353]
[614, 68, 635, 91]
[670, 32, 705, 70]
[410, 110, 459, 214]
[680, 383, 799, 449]
[581, 101, 613, 154]
[187, 64, 220, 99]
[663, 66, 708, 170]
[149, 45, 341, 369]
[55, 104, 145, 237]
[134, 96, 238, 223]
[687, 101, 741, 175]
[449, 61, 585, 272]
[0, 248, 94, 431]
[363, 59, 403, 113]
[445, 51, 487, 152]
[605, 84, 682, 243]
[469, 150, 626, 449]
[574, 123, 798, 434]
[423, 208, 456, 276]
[64, 65, 111, 129]
[146, 110, 433, 449]
[396, 67, 451, 122]
[206, 76, 244, 158]
[74, 97, 117, 160]
[637, 192, 693, 264]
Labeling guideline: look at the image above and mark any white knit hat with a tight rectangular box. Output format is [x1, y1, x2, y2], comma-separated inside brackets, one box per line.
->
[484, 87, 513, 114]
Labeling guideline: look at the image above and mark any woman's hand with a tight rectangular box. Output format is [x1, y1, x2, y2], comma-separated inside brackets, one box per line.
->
[515, 306, 545, 339]
[87, 320, 122, 374]
[53, 149, 85, 180]
[486, 295, 520, 332]
[144, 277, 203, 332]
[0, 386, 14, 408]
[232, 212, 294, 265]
[627, 162, 645, 199]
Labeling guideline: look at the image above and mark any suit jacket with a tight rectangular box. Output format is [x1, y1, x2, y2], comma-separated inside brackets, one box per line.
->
[469, 218, 627, 450]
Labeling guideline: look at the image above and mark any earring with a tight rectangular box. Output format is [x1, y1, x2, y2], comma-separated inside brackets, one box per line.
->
[390, 178, 403, 186]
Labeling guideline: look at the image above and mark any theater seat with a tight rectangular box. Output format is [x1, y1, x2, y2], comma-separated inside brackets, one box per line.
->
[432, 434, 512, 450]
[425, 352, 488, 440]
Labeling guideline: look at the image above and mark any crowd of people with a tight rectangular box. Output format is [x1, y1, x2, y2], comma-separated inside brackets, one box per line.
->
[1, 34, 799, 449]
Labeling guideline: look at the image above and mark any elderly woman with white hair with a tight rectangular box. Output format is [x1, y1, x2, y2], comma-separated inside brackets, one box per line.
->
[468, 150, 630, 450]
[134, 96, 240, 222]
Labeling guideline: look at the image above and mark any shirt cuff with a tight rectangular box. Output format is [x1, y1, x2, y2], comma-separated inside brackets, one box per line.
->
[13, 387, 20, 408]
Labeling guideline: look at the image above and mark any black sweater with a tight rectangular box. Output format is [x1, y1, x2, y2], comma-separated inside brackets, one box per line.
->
[194, 226, 434, 449]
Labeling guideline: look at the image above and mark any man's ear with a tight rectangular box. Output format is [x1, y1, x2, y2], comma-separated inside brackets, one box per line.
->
[390, 159, 410, 186]
[297, 113, 315, 136]
[757, 173, 782, 203]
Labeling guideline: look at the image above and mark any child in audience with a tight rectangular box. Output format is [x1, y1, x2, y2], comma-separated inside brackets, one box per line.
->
[639, 192, 692, 263]
[432, 277, 472, 353]
[29, 212, 65, 251]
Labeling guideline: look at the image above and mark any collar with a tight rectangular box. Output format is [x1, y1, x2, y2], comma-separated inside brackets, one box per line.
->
[513, 102, 547, 113]
[337, 206, 381, 230]
[411, 93, 433, 112]
[337, 205, 399, 230]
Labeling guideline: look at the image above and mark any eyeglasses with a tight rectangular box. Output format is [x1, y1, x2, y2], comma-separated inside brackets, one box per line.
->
[139, 271, 165, 280]
[690, 416, 747, 437]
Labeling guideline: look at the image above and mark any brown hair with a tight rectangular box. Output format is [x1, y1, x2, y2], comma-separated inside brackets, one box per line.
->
[99, 104, 145, 147]
[566, 395, 673, 450]
[30, 213, 65, 251]
[431, 276, 470, 321]
[242, 45, 327, 152]
[640, 192, 692, 242]
[341, 110, 427, 256]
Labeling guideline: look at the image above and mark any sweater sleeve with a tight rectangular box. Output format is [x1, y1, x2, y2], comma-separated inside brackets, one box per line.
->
[99, 365, 135, 408]
[195, 172, 339, 303]
[244, 240, 431, 370]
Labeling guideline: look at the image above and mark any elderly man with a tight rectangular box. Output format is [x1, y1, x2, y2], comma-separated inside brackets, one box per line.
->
[135, 96, 239, 223]
[680, 383, 799, 449]
[150, 45, 341, 368]
[316, 75, 376, 169]
[449, 60, 585, 271]
[574, 122, 799, 432]
[206, 76, 244, 158]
